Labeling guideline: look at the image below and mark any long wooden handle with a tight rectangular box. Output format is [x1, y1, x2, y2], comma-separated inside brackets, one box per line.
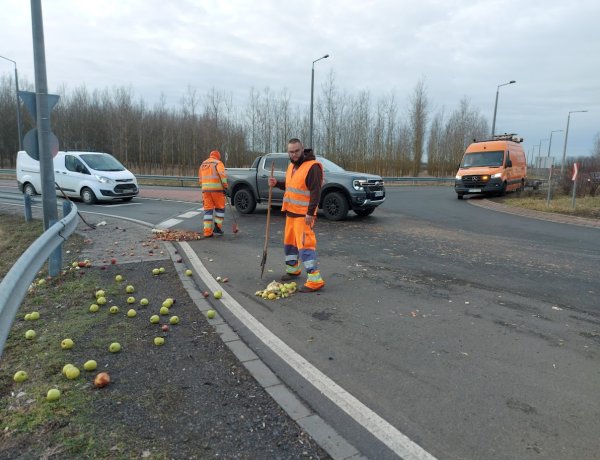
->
[260, 163, 275, 276]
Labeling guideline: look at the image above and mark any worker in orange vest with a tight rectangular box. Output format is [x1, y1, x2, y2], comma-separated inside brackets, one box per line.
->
[268, 138, 325, 292]
[199, 150, 228, 237]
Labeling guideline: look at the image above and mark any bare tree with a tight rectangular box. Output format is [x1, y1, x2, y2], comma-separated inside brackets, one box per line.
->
[408, 78, 429, 176]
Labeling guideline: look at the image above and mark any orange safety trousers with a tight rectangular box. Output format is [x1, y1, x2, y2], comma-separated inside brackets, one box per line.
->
[283, 216, 324, 290]
[202, 192, 225, 236]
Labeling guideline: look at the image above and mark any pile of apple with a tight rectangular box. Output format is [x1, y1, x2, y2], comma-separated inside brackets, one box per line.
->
[254, 280, 297, 300]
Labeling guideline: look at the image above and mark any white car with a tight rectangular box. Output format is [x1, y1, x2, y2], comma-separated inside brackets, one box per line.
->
[16, 150, 139, 204]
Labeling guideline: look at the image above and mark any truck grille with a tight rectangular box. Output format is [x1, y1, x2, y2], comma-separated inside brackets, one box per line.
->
[460, 175, 489, 187]
[363, 180, 385, 199]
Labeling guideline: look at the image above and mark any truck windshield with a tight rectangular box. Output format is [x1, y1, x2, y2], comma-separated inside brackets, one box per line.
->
[80, 154, 126, 172]
[317, 157, 345, 173]
[460, 151, 504, 168]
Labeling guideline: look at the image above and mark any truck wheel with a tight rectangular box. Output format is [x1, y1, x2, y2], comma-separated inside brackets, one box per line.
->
[81, 187, 97, 205]
[322, 191, 349, 221]
[354, 207, 375, 217]
[23, 183, 37, 196]
[456, 193, 464, 200]
[233, 188, 256, 214]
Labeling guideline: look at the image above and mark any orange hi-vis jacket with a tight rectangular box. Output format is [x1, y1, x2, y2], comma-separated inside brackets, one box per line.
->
[199, 157, 227, 192]
[281, 160, 323, 216]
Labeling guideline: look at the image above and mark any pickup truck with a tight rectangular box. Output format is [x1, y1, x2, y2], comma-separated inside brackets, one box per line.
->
[227, 153, 386, 220]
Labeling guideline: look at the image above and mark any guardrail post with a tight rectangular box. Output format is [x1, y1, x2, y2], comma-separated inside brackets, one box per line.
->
[24, 194, 32, 221]
[48, 219, 62, 277]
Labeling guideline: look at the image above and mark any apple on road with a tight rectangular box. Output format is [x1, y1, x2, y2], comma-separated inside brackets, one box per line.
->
[207, 310, 216, 319]
[115, 274, 123, 282]
[185, 269, 193, 276]
[169, 316, 179, 325]
[139, 298, 149, 306]
[152, 268, 160, 275]
[83, 360, 97, 371]
[214, 291, 223, 299]
[150, 315, 160, 324]
[127, 296, 135, 304]
[125, 285, 135, 293]
[127, 309, 137, 318]
[94, 372, 110, 388]
[154, 337, 165, 346]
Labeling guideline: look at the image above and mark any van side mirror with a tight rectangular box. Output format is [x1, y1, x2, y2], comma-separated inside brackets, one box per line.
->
[506, 159, 513, 168]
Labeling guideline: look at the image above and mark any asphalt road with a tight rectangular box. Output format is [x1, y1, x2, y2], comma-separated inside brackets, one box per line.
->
[2, 182, 599, 459]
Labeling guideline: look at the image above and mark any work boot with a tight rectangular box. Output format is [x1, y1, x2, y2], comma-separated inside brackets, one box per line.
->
[280, 273, 300, 282]
[298, 284, 323, 293]
[213, 226, 224, 236]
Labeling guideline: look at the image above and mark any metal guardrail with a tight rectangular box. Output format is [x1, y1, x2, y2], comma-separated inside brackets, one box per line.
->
[0, 201, 79, 357]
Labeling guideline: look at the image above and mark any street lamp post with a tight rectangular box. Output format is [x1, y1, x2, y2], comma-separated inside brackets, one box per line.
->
[309, 53, 329, 149]
[560, 110, 588, 175]
[491, 80, 516, 138]
[0, 55, 23, 151]
[546, 129, 563, 158]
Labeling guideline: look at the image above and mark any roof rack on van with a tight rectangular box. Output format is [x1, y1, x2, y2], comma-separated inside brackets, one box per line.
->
[492, 133, 523, 143]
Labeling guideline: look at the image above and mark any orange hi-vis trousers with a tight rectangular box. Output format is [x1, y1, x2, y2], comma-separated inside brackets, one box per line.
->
[202, 191, 225, 236]
[283, 216, 324, 290]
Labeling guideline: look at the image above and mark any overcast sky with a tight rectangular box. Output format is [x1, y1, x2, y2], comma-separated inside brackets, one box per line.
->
[1, 0, 599, 159]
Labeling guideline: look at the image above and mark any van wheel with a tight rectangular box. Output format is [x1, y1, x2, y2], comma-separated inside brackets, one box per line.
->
[457, 193, 464, 200]
[233, 188, 256, 214]
[322, 191, 349, 221]
[23, 183, 37, 196]
[81, 187, 97, 204]
[497, 183, 507, 197]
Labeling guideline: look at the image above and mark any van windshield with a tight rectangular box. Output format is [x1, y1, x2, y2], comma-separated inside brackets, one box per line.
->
[80, 154, 126, 172]
[460, 151, 504, 168]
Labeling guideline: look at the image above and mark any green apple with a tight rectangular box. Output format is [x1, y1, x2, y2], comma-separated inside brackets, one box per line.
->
[150, 315, 160, 324]
[115, 274, 123, 282]
[185, 269, 193, 276]
[109, 342, 121, 353]
[46, 388, 61, 401]
[169, 315, 179, 325]
[25, 329, 36, 340]
[214, 290, 223, 299]
[127, 309, 137, 318]
[125, 285, 135, 293]
[96, 296, 107, 305]
[154, 337, 165, 346]
[13, 370, 28, 382]
[139, 298, 149, 306]
[127, 296, 135, 304]
[24, 313, 31, 321]
[83, 360, 97, 371]
[109, 306, 119, 314]
[37, 278, 46, 286]
[207, 309, 216, 319]
[95, 290, 105, 298]
[159, 267, 165, 273]
[152, 268, 160, 275]
[29, 311, 40, 320]
[162, 298, 174, 308]
[61, 338, 74, 350]
[159, 306, 169, 315]
[62, 364, 75, 375]
[89, 303, 99, 313]
[65, 366, 80, 380]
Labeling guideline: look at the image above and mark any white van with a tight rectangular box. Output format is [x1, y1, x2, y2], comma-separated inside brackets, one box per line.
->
[16, 150, 139, 204]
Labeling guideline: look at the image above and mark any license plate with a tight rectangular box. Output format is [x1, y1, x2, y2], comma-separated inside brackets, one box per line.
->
[468, 188, 481, 193]
[374, 191, 383, 197]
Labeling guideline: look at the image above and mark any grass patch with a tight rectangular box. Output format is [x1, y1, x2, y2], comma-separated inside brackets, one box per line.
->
[498, 193, 600, 219]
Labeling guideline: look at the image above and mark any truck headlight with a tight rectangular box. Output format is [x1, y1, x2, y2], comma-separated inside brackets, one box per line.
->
[492, 173, 502, 178]
[455, 174, 461, 179]
[95, 175, 115, 185]
[353, 179, 365, 191]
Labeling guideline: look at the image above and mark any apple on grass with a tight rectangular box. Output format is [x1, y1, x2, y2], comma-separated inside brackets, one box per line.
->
[169, 316, 179, 325]
[96, 296, 107, 305]
[125, 285, 135, 293]
[89, 304, 99, 313]
[152, 268, 160, 275]
[95, 290, 105, 298]
[83, 360, 97, 371]
[127, 296, 135, 304]
[109, 342, 121, 353]
[46, 388, 61, 401]
[115, 274, 123, 282]
[25, 329, 36, 339]
[139, 298, 149, 306]
[65, 366, 80, 380]
[61, 338, 74, 350]
[29, 311, 40, 320]
[13, 371, 28, 383]
[160, 306, 169, 315]
[127, 309, 137, 318]
[150, 315, 160, 324]
[109, 306, 119, 314]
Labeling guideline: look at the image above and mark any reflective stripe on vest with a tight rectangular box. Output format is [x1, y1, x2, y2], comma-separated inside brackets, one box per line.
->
[281, 160, 322, 215]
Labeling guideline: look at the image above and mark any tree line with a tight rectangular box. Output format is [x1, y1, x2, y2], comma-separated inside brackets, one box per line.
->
[0, 71, 597, 178]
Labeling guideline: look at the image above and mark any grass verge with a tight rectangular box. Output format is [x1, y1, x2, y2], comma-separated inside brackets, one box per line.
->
[498, 193, 600, 219]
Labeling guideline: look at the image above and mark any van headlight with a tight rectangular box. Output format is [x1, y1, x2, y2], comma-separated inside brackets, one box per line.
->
[95, 175, 115, 185]
[353, 179, 366, 191]
[492, 173, 502, 179]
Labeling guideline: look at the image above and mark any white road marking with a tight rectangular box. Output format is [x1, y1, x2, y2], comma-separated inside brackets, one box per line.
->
[180, 242, 437, 460]
[156, 218, 182, 229]
[178, 211, 201, 218]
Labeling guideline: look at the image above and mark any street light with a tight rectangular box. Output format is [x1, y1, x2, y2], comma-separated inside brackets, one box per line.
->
[309, 53, 329, 149]
[491, 80, 516, 138]
[546, 129, 563, 158]
[560, 110, 588, 175]
[0, 55, 23, 151]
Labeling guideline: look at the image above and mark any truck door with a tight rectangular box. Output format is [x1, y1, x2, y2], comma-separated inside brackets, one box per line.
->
[257, 156, 287, 202]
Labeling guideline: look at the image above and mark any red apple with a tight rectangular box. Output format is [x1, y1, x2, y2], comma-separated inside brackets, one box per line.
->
[202, 291, 210, 297]
[94, 372, 110, 388]
[161, 324, 169, 332]
[111, 258, 117, 264]
[78, 261, 86, 268]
